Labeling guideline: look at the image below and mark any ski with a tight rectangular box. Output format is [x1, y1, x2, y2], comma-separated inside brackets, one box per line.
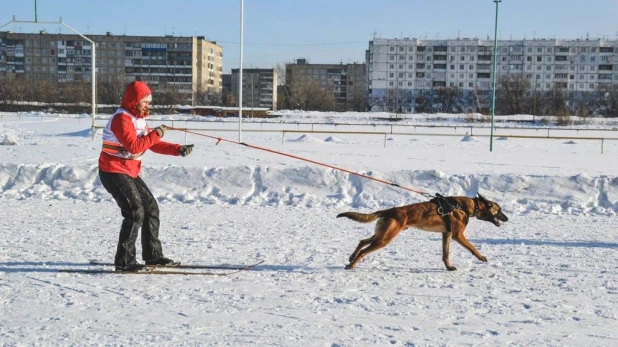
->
[88, 259, 264, 270]
[59, 261, 264, 276]
[58, 269, 237, 276]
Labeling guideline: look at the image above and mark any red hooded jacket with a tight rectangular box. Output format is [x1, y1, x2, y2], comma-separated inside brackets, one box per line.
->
[98, 81, 180, 178]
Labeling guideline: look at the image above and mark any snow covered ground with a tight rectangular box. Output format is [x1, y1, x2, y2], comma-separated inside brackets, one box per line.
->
[0, 111, 617, 346]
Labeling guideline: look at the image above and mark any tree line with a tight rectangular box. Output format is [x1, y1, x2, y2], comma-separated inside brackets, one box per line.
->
[2, 72, 618, 118]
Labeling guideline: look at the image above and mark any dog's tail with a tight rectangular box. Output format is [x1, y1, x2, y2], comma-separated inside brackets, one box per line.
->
[336, 211, 380, 223]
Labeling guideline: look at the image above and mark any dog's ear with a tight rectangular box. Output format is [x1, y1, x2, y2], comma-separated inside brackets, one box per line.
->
[477, 193, 489, 206]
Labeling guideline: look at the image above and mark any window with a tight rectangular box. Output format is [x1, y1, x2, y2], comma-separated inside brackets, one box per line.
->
[450, 64, 455, 70]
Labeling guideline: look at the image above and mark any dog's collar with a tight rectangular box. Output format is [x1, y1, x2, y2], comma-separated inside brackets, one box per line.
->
[472, 197, 479, 217]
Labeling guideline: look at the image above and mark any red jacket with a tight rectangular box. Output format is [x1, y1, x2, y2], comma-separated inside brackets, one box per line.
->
[98, 81, 180, 178]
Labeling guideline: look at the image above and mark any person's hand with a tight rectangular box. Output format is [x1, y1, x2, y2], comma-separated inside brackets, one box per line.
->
[179, 144, 194, 157]
[154, 125, 168, 138]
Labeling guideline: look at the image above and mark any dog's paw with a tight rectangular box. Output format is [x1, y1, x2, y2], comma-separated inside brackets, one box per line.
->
[479, 256, 488, 262]
[345, 264, 354, 270]
[446, 266, 457, 271]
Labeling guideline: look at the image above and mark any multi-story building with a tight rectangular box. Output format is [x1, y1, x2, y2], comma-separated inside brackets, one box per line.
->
[0, 31, 223, 102]
[286, 59, 366, 111]
[230, 68, 277, 110]
[367, 37, 618, 112]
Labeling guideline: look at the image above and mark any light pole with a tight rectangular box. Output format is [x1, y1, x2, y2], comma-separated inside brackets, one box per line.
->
[238, 0, 244, 142]
[490, 0, 501, 152]
[0, 15, 96, 134]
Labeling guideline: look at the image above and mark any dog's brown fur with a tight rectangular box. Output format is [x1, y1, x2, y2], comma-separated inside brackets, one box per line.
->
[337, 193, 508, 271]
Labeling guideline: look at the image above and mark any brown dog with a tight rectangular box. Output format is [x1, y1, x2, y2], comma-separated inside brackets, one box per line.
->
[337, 193, 508, 271]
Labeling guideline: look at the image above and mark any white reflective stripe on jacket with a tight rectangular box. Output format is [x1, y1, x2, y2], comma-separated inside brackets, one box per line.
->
[101, 108, 148, 160]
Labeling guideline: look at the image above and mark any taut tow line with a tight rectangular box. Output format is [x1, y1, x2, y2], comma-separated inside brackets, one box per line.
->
[169, 127, 433, 198]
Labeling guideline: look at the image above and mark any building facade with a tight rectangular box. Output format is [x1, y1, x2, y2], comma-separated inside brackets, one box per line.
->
[286, 59, 366, 111]
[367, 37, 618, 112]
[0, 31, 223, 102]
[230, 68, 277, 110]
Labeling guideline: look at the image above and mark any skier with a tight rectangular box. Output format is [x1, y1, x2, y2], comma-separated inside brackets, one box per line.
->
[98, 81, 194, 271]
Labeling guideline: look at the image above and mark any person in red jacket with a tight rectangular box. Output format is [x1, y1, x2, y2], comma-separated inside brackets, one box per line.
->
[98, 81, 194, 272]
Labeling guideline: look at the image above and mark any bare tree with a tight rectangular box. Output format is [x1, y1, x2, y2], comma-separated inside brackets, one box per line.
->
[153, 85, 187, 114]
[433, 87, 463, 113]
[496, 74, 531, 115]
[598, 84, 618, 118]
[97, 74, 126, 106]
[284, 71, 335, 111]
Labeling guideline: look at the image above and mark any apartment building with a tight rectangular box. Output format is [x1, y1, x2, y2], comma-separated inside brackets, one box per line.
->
[286, 59, 366, 111]
[0, 31, 223, 102]
[230, 68, 277, 110]
[367, 37, 618, 112]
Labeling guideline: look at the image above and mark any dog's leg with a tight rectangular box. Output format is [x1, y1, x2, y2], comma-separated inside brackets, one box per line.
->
[452, 231, 487, 263]
[348, 236, 374, 263]
[346, 218, 401, 270]
[442, 232, 457, 271]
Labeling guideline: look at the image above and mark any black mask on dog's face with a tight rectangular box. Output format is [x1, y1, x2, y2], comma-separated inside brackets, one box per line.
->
[477, 194, 508, 226]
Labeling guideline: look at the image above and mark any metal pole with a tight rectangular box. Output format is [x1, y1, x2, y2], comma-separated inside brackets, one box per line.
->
[61, 20, 96, 134]
[490, 0, 501, 152]
[238, 0, 244, 142]
[34, 0, 38, 22]
[0, 17, 96, 134]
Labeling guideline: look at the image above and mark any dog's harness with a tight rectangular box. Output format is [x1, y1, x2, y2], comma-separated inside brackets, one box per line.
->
[431, 194, 478, 234]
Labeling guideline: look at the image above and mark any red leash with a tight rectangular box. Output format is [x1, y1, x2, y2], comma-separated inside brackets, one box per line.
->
[169, 127, 432, 197]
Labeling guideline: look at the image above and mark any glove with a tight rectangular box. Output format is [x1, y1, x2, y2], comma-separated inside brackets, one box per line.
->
[179, 144, 194, 157]
[153, 125, 168, 138]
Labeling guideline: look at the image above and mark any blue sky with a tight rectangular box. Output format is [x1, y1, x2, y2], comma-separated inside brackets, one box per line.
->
[4, 0, 618, 73]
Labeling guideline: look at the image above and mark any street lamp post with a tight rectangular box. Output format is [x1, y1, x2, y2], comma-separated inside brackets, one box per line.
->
[490, 0, 501, 152]
[238, 0, 244, 142]
[0, 16, 96, 135]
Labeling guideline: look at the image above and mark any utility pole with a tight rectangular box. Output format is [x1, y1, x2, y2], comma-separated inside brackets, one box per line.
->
[490, 0, 501, 152]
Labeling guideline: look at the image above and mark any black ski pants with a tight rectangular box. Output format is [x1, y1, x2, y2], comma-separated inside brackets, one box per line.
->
[99, 170, 164, 267]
